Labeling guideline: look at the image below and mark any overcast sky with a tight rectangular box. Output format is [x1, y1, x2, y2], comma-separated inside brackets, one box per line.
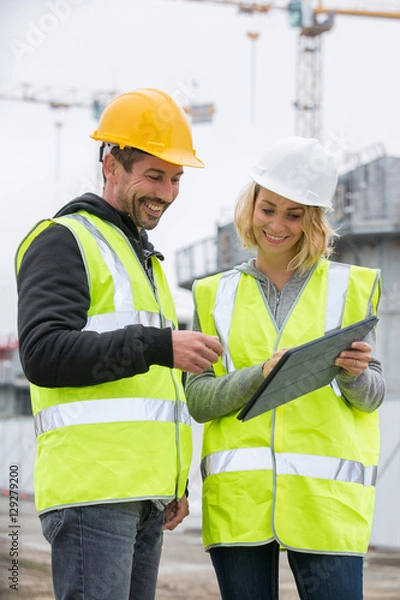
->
[1, 0, 399, 336]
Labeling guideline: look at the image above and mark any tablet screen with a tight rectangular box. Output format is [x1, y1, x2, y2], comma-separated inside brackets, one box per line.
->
[237, 315, 378, 422]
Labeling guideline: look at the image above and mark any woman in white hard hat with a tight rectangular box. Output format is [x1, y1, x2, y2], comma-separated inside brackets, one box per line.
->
[186, 136, 385, 600]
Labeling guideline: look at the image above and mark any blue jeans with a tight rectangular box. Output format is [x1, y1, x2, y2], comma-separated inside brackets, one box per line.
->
[40, 501, 165, 600]
[210, 541, 363, 600]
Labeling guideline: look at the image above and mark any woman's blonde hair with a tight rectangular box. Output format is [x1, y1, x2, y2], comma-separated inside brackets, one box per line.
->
[234, 181, 338, 273]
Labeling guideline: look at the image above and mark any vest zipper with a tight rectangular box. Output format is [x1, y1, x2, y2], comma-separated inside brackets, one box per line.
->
[135, 229, 182, 492]
[136, 235, 155, 292]
[274, 290, 281, 320]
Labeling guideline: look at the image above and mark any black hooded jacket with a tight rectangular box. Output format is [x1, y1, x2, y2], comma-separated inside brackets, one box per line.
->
[17, 193, 174, 388]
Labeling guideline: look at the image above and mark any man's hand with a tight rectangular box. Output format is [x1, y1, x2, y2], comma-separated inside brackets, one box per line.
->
[163, 495, 189, 531]
[172, 331, 223, 374]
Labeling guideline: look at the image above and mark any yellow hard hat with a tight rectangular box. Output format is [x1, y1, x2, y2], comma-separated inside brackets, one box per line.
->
[90, 88, 204, 168]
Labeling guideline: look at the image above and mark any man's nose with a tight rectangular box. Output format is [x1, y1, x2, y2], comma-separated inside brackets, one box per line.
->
[157, 180, 176, 203]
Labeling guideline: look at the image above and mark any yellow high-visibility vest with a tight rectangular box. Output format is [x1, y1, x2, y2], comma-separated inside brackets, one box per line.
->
[194, 259, 381, 554]
[16, 211, 192, 514]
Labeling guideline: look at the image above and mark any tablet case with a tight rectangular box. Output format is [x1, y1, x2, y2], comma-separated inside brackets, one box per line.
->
[237, 315, 378, 422]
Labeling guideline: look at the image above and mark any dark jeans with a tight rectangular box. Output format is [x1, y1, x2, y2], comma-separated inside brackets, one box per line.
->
[40, 501, 165, 600]
[210, 541, 363, 600]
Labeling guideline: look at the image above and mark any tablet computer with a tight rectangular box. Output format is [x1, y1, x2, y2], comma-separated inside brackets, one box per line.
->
[237, 315, 378, 422]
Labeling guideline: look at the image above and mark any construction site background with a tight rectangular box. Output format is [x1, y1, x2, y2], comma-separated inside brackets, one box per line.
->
[1, 495, 400, 600]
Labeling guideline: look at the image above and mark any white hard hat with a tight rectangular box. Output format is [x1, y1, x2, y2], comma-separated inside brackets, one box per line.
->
[249, 136, 338, 211]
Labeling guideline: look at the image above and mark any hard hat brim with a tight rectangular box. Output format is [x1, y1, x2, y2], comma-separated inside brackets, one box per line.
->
[249, 169, 335, 211]
[90, 88, 205, 169]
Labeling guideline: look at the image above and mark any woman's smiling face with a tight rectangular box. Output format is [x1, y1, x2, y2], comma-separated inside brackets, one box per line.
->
[252, 187, 305, 261]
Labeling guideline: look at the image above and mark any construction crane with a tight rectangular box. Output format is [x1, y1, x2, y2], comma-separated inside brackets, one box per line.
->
[289, 1, 400, 138]
[0, 81, 215, 124]
[0, 82, 119, 181]
[0, 81, 215, 180]
[175, 0, 400, 139]
[0, 81, 118, 118]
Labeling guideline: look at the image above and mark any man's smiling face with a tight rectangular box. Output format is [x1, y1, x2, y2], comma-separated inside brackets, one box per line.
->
[111, 153, 184, 230]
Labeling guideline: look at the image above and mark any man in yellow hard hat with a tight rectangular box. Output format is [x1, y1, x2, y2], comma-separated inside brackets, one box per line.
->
[15, 88, 223, 600]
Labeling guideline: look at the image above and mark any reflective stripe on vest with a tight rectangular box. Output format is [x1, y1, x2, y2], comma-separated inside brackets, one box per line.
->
[85, 310, 174, 333]
[35, 397, 191, 437]
[201, 447, 273, 480]
[325, 262, 350, 331]
[214, 263, 351, 374]
[213, 270, 241, 372]
[201, 448, 376, 487]
[64, 214, 174, 333]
